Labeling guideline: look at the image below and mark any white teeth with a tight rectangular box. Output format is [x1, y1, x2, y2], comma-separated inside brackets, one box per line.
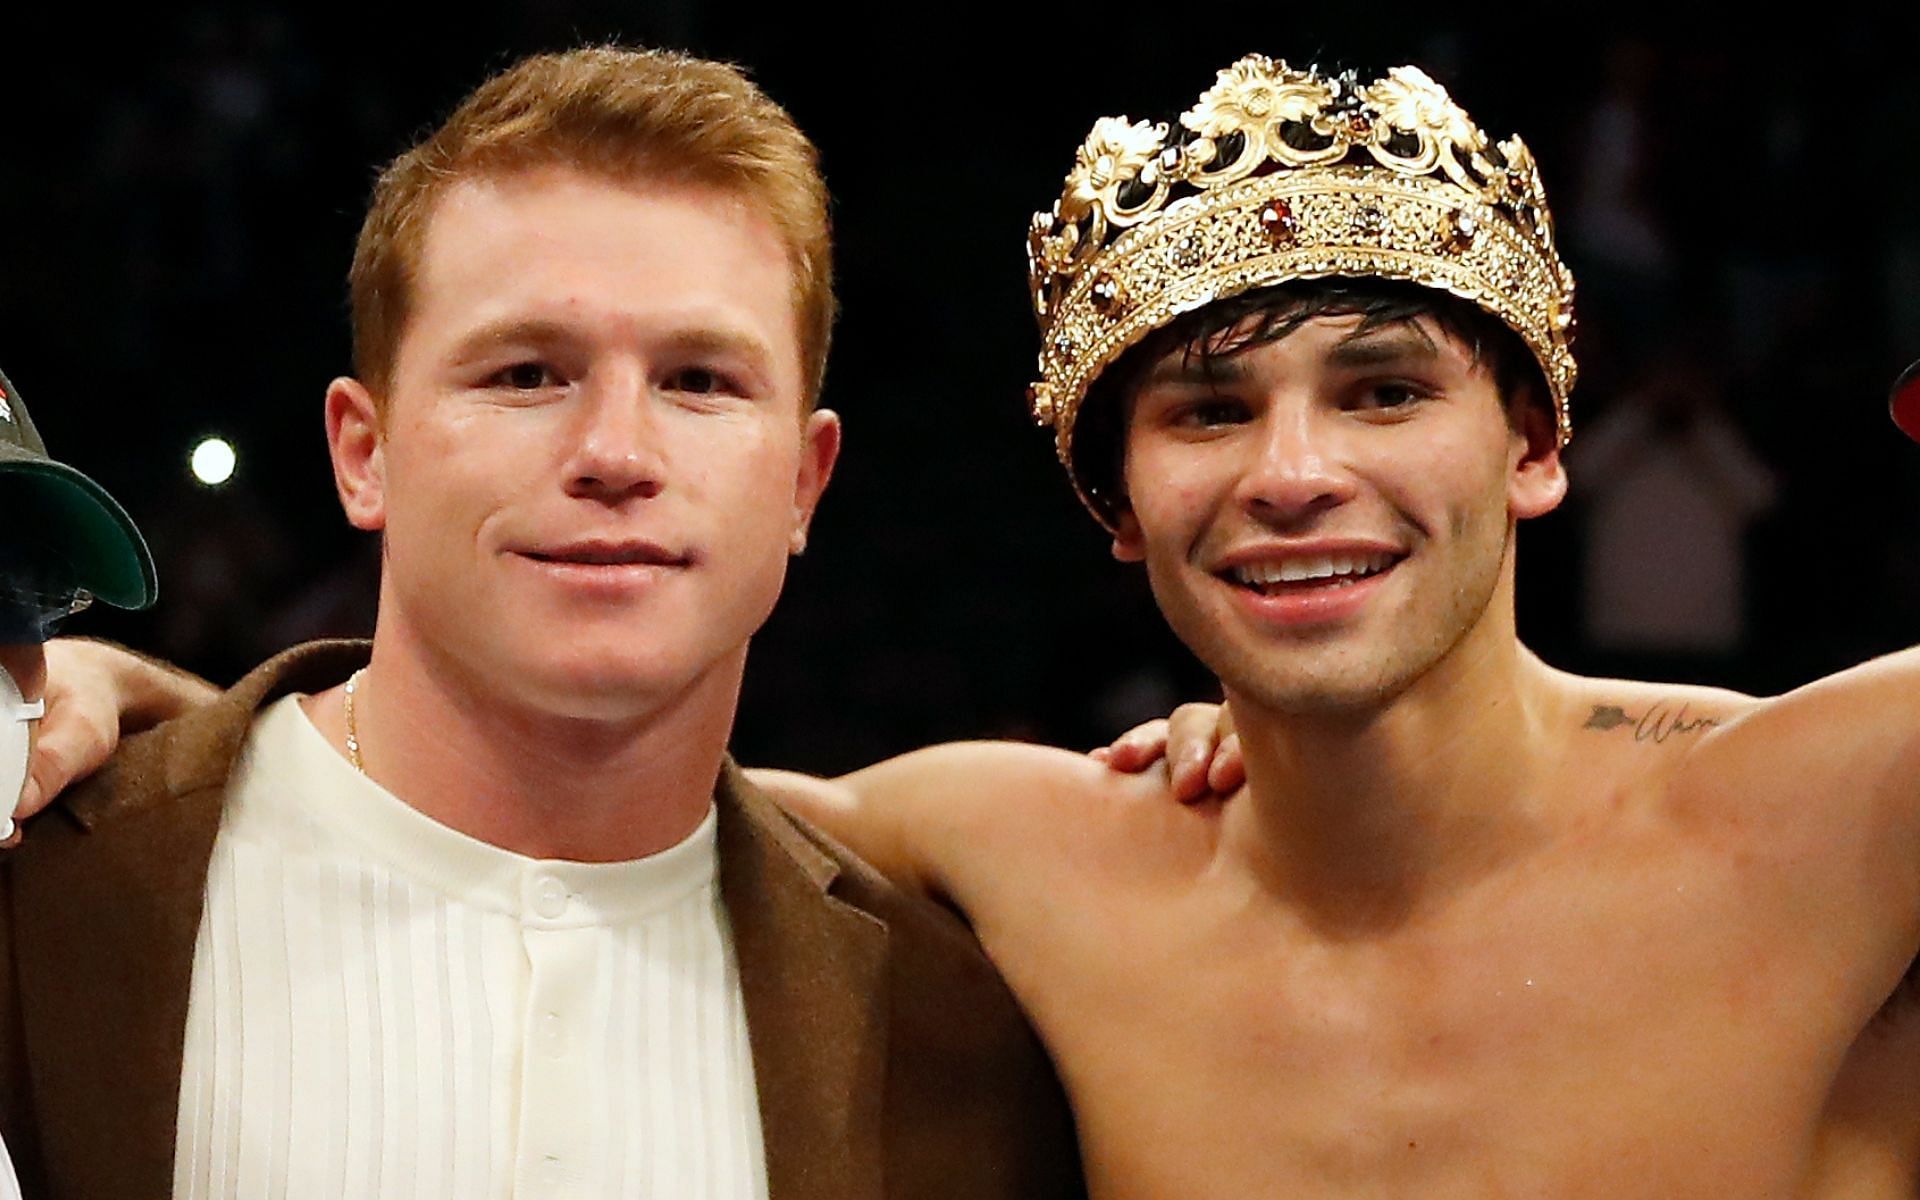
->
[1232, 552, 1394, 587]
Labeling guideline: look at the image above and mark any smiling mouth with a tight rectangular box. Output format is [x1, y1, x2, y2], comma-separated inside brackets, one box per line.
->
[519, 545, 691, 568]
[1221, 551, 1401, 595]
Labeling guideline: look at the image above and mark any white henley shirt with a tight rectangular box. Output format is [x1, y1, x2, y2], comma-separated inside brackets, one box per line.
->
[173, 695, 768, 1199]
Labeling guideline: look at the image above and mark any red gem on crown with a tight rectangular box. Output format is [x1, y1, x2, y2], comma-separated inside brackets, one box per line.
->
[1258, 200, 1298, 244]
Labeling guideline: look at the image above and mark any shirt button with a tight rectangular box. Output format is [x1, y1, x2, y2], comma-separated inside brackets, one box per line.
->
[533, 875, 568, 919]
[541, 1012, 567, 1057]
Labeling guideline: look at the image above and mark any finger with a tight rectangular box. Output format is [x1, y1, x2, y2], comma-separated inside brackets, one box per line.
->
[23, 716, 115, 820]
[1101, 719, 1170, 772]
[1167, 699, 1222, 773]
[13, 774, 37, 824]
[1169, 750, 1210, 803]
[1205, 732, 1246, 797]
[1166, 702, 1223, 757]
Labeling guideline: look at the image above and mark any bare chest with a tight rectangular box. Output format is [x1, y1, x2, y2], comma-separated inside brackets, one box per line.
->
[977, 837, 1877, 1199]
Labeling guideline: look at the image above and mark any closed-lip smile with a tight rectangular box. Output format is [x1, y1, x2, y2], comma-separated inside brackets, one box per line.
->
[515, 538, 693, 568]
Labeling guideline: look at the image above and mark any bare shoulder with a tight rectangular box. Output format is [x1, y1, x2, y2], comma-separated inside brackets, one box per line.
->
[1565, 660, 1920, 974]
[1550, 672, 1759, 810]
[1556, 666, 1920, 1027]
[1642, 651, 1920, 819]
[1556, 668, 1874, 825]
[1561, 673, 1762, 754]
[1552, 670, 1778, 835]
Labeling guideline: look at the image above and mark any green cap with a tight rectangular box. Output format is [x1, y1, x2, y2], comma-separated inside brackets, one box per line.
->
[0, 366, 156, 610]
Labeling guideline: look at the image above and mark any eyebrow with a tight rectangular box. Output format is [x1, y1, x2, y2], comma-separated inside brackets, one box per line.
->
[1138, 353, 1253, 390]
[1135, 318, 1448, 391]
[652, 327, 777, 370]
[1325, 323, 1442, 368]
[446, 317, 575, 361]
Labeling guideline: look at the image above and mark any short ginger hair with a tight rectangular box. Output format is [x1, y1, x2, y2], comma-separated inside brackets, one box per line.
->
[349, 45, 835, 405]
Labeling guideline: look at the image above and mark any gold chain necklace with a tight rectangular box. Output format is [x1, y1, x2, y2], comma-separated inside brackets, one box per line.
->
[343, 668, 366, 773]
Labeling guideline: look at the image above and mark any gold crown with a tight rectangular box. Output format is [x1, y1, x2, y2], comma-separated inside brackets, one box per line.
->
[1027, 56, 1578, 527]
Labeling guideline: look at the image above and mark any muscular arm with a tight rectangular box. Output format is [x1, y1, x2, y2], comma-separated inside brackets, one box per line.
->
[1708, 646, 1920, 848]
[746, 705, 1233, 892]
[1682, 647, 1920, 996]
[748, 741, 1151, 910]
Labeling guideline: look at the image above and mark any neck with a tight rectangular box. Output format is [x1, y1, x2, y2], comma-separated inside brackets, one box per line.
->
[305, 623, 738, 863]
[1218, 611, 1575, 935]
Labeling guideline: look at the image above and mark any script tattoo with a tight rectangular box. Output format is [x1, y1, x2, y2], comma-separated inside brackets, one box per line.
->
[1583, 702, 1720, 744]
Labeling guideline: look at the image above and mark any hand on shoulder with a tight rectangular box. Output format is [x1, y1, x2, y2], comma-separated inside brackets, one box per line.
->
[15, 639, 217, 827]
[1094, 702, 1245, 802]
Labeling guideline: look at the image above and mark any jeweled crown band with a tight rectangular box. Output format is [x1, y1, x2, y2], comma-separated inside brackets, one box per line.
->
[1027, 56, 1578, 529]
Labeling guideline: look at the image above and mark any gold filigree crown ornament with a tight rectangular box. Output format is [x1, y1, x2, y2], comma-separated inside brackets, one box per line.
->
[1027, 55, 1579, 528]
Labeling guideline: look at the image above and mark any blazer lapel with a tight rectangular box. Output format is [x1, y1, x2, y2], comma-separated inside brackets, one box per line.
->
[9, 641, 368, 1199]
[718, 764, 890, 1200]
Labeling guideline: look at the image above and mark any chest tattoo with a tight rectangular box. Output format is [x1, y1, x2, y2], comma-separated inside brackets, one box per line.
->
[1583, 702, 1720, 745]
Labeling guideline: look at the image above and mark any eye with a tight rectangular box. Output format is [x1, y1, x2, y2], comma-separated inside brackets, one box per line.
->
[1348, 380, 1429, 412]
[489, 362, 562, 390]
[663, 366, 744, 397]
[1173, 396, 1252, 429]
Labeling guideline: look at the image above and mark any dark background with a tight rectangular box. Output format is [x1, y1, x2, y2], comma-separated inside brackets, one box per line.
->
[1, 8, 1917, 773]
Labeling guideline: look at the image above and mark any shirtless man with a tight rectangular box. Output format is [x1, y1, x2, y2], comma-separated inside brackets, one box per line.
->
[796, 58, 1920, 1197]
[33, 55, 1920, 1198]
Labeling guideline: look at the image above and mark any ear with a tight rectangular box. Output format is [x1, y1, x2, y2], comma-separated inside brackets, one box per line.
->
[1110, 508, 1146, 562]
[1507, 398, 1568, 520]
[788, 408, 842, 555]
[325, 377, 387, 532]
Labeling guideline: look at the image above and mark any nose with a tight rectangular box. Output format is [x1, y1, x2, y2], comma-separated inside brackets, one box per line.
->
[1233, 404, 1354, 524]
[565, 374, 665, 503]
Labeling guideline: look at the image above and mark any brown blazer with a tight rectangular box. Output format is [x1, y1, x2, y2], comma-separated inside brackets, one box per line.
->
[0, 642, 1083, 1199]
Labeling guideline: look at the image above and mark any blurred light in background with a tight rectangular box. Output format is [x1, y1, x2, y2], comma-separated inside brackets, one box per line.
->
[191, 437, 237, 487]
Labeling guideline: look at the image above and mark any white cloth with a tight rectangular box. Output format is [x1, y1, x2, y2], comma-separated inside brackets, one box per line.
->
[0, 1133, 19, 1200]
[174, 696, 767, 1199]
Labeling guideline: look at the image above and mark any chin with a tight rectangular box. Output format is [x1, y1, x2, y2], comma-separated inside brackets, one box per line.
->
[1223, 653, 1429, 720]
[1242, 680, 1398, 720]
[488, 645, 689, 719]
